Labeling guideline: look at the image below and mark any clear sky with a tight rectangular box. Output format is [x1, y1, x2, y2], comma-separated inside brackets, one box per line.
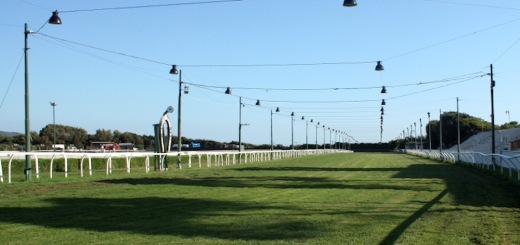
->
[1, 0, 520, 146]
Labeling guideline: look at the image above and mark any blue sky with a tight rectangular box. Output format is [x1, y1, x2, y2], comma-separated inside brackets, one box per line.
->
[1, 0, 520, 146]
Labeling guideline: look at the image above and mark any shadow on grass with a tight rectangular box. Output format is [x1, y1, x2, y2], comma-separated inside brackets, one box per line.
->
[382, 154, 520, 244]
[99, 176, 432, 191]
[379, 189, 450, 245]
[235, 166, 405, 172]
[0, 197, 319, 241]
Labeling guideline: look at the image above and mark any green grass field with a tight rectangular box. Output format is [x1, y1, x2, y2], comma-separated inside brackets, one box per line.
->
[1, 153, 519, 244]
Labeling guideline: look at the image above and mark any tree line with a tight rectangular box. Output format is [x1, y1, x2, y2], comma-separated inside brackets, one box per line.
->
[390, 111, 518, 150]
[0, 124, 258, 151]
[1, 111, 515, 151]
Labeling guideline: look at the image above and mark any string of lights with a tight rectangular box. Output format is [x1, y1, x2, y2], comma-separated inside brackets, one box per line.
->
[189, 73, 482, 105]
[185, 72, 484, 92]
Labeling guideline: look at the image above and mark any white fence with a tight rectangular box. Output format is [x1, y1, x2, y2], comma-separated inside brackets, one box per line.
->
[404, 150, 520, 180]
[0, 149, 352, 184]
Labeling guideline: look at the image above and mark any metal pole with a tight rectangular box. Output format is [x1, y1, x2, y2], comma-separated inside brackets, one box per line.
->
[419, 118, 423, 150]
[490, 64, 496, 155]
[329, 128, 332, 150]
[177, 70, 182, 169]
[323, 126, 326, 150]
[315, 123, 318, 150]
[457, 97, 460, 161]
[440, 109, 443, 154]
[239, 97, 242, 153]
[428, 112, 431, 151]
[291, 113, 294, 149]
[51, 102, 57, 151]
[414, 122, 417, 150]
[270, 110, 273, 151]
[24, 23, 32, 181]
[306, 120, 308, 150]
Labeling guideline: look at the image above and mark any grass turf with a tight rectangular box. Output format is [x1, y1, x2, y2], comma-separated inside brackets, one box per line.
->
[1, 152, 519, 244]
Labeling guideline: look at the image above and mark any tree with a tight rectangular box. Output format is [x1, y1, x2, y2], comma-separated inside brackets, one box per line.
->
[499, 121, 519, 129]
[93, 129, 113, 142]
[425, 111, 492, 149]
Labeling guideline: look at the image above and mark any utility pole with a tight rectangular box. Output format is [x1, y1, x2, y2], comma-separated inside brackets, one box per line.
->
[490, 64, 496, 155]
[457, 97, 460, 162]
[439, 109, 443, 154]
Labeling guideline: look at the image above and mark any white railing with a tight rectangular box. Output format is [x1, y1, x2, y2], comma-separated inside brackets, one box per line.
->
[0, 149, 352, 184]
[404, 149, 520, 180]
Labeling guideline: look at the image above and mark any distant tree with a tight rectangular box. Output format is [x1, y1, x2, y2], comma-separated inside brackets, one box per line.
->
[39, 124, 88, 149]
[93, 129, 113, 142]
[425, 111, 492, 149]
[499, 121, 519, 129]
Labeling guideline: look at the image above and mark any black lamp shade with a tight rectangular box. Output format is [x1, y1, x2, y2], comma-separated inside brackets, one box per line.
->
[381, 99, 386, 105]
[343, 0, 357, 7]
[276, 107, 280, 112]
[256, 100, 260, 106]
[49, 10, 62, 24]
[225, 87, 231, 94]
[375, 61, 384, 71]
[381, 86, 387, 94]
[170, 65, 178, 75]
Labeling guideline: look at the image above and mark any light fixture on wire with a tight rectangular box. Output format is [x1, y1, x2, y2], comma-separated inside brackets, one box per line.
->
[375, 61, 384, 71]
[169, 65, 178, 74]
[381, 86, 387, 94]
[225, 87, 231, 94]
[343, 0, 357, 7]
[256, 100, 261, 106]
[49, 10, 62, 24]
[276, 107, 280, 112]
[381, 99, 386, 105]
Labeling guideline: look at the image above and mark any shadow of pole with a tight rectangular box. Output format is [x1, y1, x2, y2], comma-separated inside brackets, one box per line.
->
[379, 189, 449, 245]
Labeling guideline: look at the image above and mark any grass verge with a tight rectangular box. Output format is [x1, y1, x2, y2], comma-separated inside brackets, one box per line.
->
[1, 152, 519, 244]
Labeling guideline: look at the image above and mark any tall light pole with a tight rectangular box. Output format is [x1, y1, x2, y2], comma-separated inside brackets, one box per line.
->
[428, 112, 431, 151]
[315, 122, 319, 150]
[302, 116, 308, 150]
[328, 128, 332, 150]
[271, 109, 274, 151]
[291, 112, 295, 149]
[419, 118, 423, 150]
[457, 97, 461, 161]
[439, 109, 443, 154]
[239, 97, 244, 152]
[506, 110, 511, 128]
[323, 125, 326, 150]
[490, 64, 496, 155]
[24, 11, 62, 181]
[50, 102, 58, 151]
[170, 65, 185, 168]
[414, 122, 417, 150]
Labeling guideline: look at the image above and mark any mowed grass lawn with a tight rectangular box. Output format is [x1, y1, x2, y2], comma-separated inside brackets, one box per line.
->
[1, 153, 519, 244]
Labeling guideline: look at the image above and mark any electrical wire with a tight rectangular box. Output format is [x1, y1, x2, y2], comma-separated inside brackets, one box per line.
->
[492, 36, 520, 64]
[383, 16, 520, 62]
[37, 33, 171, 66]
[60, 0, 244, 13]
[424, 0, 520, 11]
[0, 55, 23, 113]
[186, 72, 484, 92]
